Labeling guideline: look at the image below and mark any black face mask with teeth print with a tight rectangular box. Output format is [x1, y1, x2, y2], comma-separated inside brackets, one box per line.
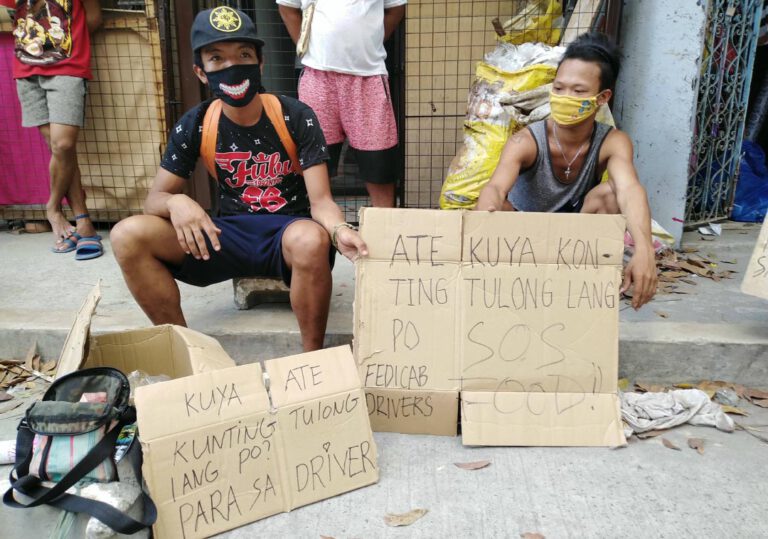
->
[205, 63, 262, 107]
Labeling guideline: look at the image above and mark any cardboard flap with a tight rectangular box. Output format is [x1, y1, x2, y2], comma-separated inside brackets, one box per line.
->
[87, 325, 235, 378]
[461, 391, 626, 447]
[359, 207, 463, 263]
[741, 216, 768, 299]
[462, 211, 626, 267]
[266, 345, 361, 407]
[136, 363, 268, 441]
[56, 281, 101, 379]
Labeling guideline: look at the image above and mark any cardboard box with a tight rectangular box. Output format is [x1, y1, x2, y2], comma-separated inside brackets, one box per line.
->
[57, 286, 377, 537]
[355, 208, 627, 446]
[741, 216, 768, 300]
[136, 345, 379, 539]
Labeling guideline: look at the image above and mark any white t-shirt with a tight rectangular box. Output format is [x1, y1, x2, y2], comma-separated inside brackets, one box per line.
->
[277, 0, 407, 76]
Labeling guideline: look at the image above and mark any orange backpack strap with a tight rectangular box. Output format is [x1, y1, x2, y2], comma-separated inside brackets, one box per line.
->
[261, 93, 303, 176]
[200, 98, 223, 178]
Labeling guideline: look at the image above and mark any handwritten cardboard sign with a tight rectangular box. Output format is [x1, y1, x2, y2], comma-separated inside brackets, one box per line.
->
[354, 208, 627, 446]
[136, 345, 378, 539]
[742, 216, 768, 300]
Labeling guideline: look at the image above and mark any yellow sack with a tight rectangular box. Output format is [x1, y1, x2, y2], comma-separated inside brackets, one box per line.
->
[500, 0, 563, 46]
[440, 62, 556, 210]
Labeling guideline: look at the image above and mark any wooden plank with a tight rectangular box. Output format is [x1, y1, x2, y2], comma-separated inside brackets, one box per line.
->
[561, 0, 602, 46]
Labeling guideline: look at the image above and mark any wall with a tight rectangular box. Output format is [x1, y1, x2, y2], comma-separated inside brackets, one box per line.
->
[613, 0, 708, 245]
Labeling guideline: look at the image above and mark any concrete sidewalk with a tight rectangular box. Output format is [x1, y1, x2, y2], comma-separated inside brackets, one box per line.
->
[0, 221, 766, 384]
[1, 222, 767, 537]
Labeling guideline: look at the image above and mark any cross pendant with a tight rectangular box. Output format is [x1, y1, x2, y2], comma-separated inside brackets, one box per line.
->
[564, 167, 571, 180]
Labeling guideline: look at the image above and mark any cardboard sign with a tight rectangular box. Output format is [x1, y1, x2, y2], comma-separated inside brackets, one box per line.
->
[136, 345, 378, 539]
[742, 216, 768, 300]
[355, 208, 627, 447]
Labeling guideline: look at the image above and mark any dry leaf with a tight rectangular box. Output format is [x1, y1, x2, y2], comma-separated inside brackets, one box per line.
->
[688, 438, 704, 454]
[675, 383, 694, 389]
[320, 536, 336, 539]
[721, 405, 748, 416]
[521, 534, 545, 539]
[635, 382, 666, 393]
[384, 509, 428, 527]
[24, 342, 37, 370]
[753, 399, 768, 408]
[454, 460, 491, 470]
[745, 388, 768, 401]
[636, 430, 666, 439]
[32, 354, 40, 372]
[25, 381, 37, 389]
[618, 378, 630, 391]
[0, 390, 12, 402]
[662, 438, 680, 451]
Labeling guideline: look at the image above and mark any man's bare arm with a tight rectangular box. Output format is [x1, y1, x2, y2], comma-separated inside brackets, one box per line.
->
[604, 130, 657, 308]
[278, 5, 302, 44]
[81, 0, 102, 33]
[384, 5, 406, 41]
[475, 128, 536, 210]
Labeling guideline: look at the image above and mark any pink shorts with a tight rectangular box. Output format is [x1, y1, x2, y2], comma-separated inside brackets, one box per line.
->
[298, 66, 398, 151]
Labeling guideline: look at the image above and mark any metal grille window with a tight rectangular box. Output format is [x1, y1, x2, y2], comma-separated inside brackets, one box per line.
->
[685, 0, 764, 225]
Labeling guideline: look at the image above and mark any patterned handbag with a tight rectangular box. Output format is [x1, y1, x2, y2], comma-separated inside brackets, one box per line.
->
[3, 367, 156, 534]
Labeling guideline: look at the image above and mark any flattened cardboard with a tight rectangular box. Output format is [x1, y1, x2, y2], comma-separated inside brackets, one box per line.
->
[742, 216, 768, 300]
[355, 208, 626, 446]
[136, 346, 378, 539]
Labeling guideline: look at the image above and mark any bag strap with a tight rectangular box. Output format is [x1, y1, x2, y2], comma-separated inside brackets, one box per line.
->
[3, 410, 157, 534]
[199, 95, 303, 179]
[200, 97, 223, 178]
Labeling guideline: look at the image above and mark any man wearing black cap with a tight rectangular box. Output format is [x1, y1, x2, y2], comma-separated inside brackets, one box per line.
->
[111, 6, 367, 352]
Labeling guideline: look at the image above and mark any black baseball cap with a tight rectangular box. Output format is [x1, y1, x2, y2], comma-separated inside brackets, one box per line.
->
[191, 6, 265, 53]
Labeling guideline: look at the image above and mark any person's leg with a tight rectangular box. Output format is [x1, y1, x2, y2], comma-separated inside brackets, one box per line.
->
[365, 182, 396, 208]
[110, 215, 188, 326]
[47, 123, 97, 238]
[43, 76, 95, 243]
[581, 181, 620, 214]
[340, 74, 399, 207]
[281, 219, 333, 352]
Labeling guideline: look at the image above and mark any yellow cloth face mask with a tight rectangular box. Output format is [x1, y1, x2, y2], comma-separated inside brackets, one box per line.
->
[549, 91, 599, 125]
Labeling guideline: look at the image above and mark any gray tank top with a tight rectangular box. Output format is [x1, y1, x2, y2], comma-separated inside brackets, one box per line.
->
[507, 120, 613, 212]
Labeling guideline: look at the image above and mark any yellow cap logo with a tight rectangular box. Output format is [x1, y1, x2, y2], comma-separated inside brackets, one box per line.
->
[209, 6, 242, 33]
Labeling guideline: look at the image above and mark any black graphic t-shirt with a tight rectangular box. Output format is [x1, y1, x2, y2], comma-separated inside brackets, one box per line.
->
[161, 95, 330, 217]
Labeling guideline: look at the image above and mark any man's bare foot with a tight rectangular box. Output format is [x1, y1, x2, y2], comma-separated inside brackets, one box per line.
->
[46, 207, 74, 241]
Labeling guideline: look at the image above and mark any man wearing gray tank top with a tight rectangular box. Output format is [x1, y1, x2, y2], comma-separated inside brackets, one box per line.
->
[476, 32, 657, 310]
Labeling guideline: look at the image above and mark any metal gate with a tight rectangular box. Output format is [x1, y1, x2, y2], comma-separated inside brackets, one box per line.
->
[685, 0, 763, 225]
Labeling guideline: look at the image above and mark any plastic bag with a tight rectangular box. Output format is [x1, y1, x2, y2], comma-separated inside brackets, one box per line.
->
[500, 0, 563, 46]
[732, 140, 768, 222]
[440, 44, 561, 210]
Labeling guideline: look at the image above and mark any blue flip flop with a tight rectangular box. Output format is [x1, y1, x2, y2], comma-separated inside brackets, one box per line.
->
[51, 231, 81, 254]
[75, 235, 104, 261]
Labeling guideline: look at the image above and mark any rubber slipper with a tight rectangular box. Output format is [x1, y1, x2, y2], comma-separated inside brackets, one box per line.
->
[75, 235, 104, 261]
[51, 232, 81, 254]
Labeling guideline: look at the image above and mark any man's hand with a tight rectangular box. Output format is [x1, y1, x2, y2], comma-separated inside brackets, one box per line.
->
[621, 246, 657, 309]
[475, 185, 506, 212]
[335, 226, 368, 262]
[167, 194, 221, 260]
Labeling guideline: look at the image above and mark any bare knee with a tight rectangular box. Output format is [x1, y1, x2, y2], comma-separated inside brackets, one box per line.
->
[49, 134, 78, 158]
[582, 183, 619, 214]
[283, 221, 331, 271]
[111, 216, 148, 261]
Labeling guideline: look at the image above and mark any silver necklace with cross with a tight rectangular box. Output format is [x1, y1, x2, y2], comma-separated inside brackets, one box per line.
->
[552, 122, 592, 180]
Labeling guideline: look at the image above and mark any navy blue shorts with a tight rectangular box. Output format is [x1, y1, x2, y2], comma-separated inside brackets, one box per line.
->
[170, 214, 335, 287]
